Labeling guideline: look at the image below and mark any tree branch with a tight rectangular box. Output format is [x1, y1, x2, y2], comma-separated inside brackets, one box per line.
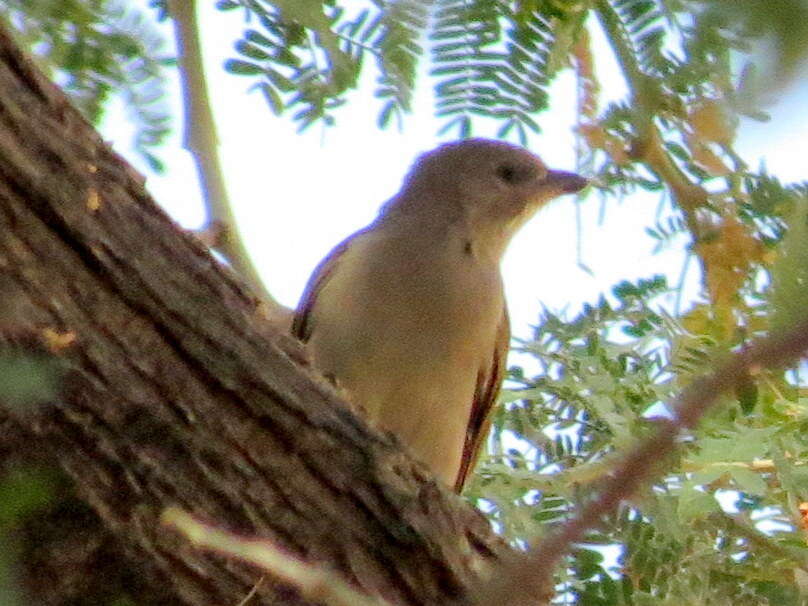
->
[166, 0, 291, 325]
[594, 0, 709, 242]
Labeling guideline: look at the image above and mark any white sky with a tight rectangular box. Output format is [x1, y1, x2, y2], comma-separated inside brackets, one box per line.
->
[100, 4, 808, 340]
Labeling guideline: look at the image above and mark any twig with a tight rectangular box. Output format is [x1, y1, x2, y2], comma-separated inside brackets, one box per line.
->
[235, 575, 264, 606]
[166, 0, 287, 314]
[162, 508, 389, 606]
[714, 511, 808, 571]
[594, 0, 709, 257]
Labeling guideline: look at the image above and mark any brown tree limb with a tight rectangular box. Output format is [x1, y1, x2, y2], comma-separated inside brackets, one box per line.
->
[166, 0, 291, 324]
[0, 20, 506, 606]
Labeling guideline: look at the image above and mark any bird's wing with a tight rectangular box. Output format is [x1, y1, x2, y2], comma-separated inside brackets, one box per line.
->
[291, 234, 358, 342]
[453, 308, 510, 493]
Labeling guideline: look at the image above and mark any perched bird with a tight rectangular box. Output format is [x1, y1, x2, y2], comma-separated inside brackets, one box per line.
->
[292, 139, 587, 492]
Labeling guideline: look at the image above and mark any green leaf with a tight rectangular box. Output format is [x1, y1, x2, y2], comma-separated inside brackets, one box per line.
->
[678, 485, 720, 520]
[225, 59, 265, 76]
[0, 468, 56, 527]
[728, 467, 767, 495]
[0, 353, 62, 411]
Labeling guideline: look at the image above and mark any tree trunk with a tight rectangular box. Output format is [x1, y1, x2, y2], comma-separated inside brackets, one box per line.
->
[0, 23, 508, 606]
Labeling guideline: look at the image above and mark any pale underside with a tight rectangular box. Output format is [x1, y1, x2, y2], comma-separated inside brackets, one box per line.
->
[300, 219, 505, 488]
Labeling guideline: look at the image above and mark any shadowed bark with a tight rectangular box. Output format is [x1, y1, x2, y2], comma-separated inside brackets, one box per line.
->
[0, 22, 508, 606]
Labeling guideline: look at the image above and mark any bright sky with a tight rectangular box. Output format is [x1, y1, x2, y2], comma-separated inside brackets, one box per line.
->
[100, 4, 808, 340]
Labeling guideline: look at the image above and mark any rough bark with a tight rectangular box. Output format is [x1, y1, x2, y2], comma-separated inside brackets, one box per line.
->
[0, 23, 508, 606]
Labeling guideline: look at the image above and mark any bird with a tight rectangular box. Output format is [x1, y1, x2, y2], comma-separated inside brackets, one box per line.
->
[292, 138, 587, 492]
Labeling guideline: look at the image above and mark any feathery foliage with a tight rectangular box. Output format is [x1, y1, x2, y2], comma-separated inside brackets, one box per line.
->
[1, 0, 172, 171]
[470, 271, 808, 603]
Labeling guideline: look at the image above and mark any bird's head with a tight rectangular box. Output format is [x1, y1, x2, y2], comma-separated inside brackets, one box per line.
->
[384, 138, 587, 258]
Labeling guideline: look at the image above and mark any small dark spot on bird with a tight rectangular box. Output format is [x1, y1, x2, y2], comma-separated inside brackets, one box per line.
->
[496, 164, 517, 183]
[495, 163, 534, 185]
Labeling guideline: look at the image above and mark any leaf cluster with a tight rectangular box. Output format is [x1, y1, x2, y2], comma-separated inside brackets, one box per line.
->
[221, 0, 585, 140]
[1, 0, 171, 171]
[469, 264, 808, 603]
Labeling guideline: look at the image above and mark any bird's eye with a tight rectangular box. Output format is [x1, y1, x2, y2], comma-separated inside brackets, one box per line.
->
[495, 164, 518, 183]
[495, 163, 534, 185]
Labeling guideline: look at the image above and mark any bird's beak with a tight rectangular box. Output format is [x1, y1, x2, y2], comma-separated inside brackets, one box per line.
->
[545, 169, 588, 194]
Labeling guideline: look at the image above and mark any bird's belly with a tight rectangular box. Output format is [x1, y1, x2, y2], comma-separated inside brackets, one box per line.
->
[335, 327, 482, 485]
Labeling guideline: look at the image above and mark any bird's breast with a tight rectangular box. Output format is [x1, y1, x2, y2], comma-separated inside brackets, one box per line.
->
[306, 227, 504, 485]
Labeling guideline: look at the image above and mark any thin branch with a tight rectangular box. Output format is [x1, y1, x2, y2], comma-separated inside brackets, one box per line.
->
[714, 511, 808, 571]
[166, 0, 291, 324]
[473, 315, 808, 605]
[235, 575, 264, 606]
[162, 508, 389, 606]
[594, 0, 708, 242]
